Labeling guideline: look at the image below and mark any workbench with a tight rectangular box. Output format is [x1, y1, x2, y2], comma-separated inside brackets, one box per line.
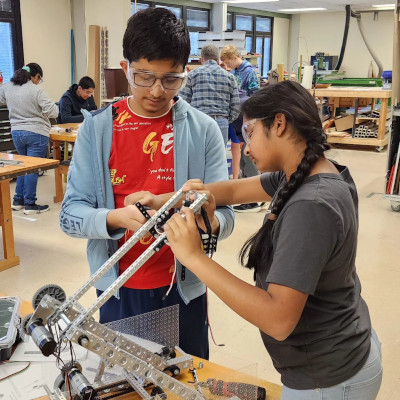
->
[49, 123, 79, 202]
[0, 153, 59, 272]
[310, 87, 392, 150]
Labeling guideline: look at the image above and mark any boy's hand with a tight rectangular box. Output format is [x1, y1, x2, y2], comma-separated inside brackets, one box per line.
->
[164, 208, 205, 266]
[107, 205, 155, 232]
[124, 191, 165, 210]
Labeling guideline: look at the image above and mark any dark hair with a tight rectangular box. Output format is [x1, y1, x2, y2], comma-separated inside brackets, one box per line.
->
[78, 76, 95, 89]
[10, 63, 43, 86]
[240, 81, 330, 272]
[123, 7, 190, 68]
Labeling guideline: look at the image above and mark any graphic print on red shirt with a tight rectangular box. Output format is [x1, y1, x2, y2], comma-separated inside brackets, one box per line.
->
[109, 98, 175, 289]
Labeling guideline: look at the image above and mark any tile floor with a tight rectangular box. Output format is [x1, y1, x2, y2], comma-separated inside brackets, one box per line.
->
[1, 147, 398, 399]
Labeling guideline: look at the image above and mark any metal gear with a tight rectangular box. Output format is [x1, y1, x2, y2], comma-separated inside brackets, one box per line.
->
[32, 284, 66, 309]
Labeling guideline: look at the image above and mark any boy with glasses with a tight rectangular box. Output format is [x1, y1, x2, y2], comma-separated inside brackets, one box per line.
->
[60, 7, 234, 359]
[58, 76, 97, 123]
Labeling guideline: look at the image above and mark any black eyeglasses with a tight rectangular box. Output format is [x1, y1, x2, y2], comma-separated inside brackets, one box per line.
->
[127, 65, 187, 91]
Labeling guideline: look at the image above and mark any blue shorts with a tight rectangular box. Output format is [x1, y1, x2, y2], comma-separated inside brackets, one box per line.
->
[97, 285, 209, 359]
[228, 124, 241, 144]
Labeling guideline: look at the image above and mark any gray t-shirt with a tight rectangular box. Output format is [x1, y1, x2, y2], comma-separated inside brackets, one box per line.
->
[258, 163, 371, 389]
[0, 81, 58, 137]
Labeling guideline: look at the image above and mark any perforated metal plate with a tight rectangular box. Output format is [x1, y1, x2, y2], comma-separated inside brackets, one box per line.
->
[104, 304, 179, 347]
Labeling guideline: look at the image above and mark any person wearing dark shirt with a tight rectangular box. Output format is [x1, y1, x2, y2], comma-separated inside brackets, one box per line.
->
[58, 76, 97, 123]
[165, 81, 382, 400]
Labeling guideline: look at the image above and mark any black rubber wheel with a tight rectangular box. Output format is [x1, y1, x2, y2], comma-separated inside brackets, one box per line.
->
[32, 284, 66, 309]
[54, 373, 66, 391]
[21, 313, 33, 334]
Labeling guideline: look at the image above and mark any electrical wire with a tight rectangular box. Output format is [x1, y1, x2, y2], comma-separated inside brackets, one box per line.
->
[0, 361, 30, 382]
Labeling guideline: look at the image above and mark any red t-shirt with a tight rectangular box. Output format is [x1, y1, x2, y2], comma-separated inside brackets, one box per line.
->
[109, 98, 175, 289]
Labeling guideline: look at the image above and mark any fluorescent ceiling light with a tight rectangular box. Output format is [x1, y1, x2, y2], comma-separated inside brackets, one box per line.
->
[372, 4, 395, 8]
[227, 0, 278, 3]
[279, 8, 327, 12]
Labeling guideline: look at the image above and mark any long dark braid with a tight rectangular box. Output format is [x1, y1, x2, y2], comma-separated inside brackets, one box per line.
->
[239, 81, 330, 273]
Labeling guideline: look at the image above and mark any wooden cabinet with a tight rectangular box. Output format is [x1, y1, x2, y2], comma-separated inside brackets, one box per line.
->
[310, 87, 392, 150]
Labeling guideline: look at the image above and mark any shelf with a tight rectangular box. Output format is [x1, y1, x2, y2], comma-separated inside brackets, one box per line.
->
[326, 134, 389, 147]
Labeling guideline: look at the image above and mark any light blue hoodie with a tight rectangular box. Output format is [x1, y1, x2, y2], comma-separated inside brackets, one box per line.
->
[59, 97, 234, 303]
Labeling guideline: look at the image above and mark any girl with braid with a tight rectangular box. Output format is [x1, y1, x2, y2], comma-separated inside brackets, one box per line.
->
[164, 81, 382, 399]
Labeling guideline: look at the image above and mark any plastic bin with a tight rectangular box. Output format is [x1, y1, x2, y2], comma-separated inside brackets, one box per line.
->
[0, 296, 21, 361]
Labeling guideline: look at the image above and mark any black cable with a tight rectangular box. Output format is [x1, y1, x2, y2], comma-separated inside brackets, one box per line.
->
[334, 5, 351, 71]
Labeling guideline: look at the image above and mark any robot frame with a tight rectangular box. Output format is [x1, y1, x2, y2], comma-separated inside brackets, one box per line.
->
[23, 188, 231, 400]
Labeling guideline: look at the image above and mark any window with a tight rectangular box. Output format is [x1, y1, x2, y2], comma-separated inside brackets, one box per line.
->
[155, 4, 182, 19]
[189, 32, 199, 56]
[130, 2, 210, 57]
[187, 8, 208, 28]
[226, 13, 233, 30]
[256, 17, 271, 33]
[235, 14, 253, 31]
[245, 37, 252, 54]
[130, 2, 149, 14]
[231, 13, 273, 76]
[0, 22, 14, 82]
[0, 0, 12, 12]
[0, 0, 23, 83]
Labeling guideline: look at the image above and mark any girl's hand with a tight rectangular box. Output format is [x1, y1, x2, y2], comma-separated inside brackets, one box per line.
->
[164, 208, 205, 266]
[183, 180, 220, 235]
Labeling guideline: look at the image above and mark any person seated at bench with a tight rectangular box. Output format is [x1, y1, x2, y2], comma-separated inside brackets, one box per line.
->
[58, 76, 97, 123]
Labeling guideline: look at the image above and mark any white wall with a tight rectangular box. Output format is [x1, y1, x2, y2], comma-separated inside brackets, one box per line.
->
[20, 0, 71, 101]
[71, 0, 87, 83]
[84, 0, 131, 69]
[287, 14, 300, 72]
[272, 17, 290, 70]
[297, 11, 394, 77]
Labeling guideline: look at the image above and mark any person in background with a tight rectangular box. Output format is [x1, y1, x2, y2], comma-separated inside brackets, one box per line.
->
[0, 63, 58, 214]
[58, 76, 97, 123]
[164, 81, 382, 400]
[179, 45, 240, 147]
[220, 45, 259, 97]
[220, 45, 261, 212]
[59, 8, 234, 360]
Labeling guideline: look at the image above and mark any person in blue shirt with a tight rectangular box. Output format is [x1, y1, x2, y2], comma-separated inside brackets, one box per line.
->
[220, 45, 260, 97]
[221, 45, 261, 212]
[59, 7, 234, 360]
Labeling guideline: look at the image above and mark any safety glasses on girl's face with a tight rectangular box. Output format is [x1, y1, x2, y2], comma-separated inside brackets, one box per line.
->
[242, 118, 268, 144]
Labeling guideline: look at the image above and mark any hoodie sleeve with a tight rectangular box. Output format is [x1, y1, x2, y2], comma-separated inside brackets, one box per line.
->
[246, 68, 260, 96]
[60, 114, 124, 240]
[228, 77, 240, 124]
[89, 96, 98, 111]
[59, 95, 84, 123]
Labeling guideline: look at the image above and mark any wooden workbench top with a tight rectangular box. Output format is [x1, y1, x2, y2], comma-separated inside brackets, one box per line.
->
[0, 152, 59, 179]
[309, 87, 392, 98]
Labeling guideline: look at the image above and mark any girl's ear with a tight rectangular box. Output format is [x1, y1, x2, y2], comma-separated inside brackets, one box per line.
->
[274, 113, 287, 137]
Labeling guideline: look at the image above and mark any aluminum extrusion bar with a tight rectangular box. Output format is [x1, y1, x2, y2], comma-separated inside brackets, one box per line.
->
[58, 188, 186, 315]
[72, 192, 207, 325]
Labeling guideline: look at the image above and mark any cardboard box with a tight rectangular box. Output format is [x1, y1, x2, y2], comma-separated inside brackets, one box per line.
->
[334, 115, 354, 132]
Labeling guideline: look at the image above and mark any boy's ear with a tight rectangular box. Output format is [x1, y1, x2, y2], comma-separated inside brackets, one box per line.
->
[120, 60, 128, 75]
